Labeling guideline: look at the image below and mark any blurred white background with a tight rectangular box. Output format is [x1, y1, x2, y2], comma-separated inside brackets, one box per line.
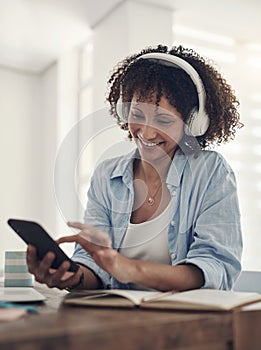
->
[0, 0, 261, 273]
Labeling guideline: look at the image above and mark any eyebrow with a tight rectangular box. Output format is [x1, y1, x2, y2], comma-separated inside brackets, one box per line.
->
[131, 106, 177, 119]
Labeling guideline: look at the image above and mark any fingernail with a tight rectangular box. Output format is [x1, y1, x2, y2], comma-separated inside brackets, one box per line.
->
[47, 252, 55, 259]
[63, 261, 70, 268]
[28, 245, 33, 252]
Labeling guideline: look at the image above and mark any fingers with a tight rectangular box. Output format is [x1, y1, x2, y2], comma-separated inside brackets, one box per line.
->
[36, 251, 56, 283]
[79, 229, 112, 247]
[58, 226, 112, 255]
[45, 260, 71, 288]
[58, 223, 113, 275]
[57, 234, 93, 255]
[66, 222, 112, 248]
[57, 232, 112, 262]
[56, 234, 80, 245]
[67, 221, 88, 230]
[26, 245, 38, 274]
[57, 267, 84, 290]
[26, 244, 78, 289]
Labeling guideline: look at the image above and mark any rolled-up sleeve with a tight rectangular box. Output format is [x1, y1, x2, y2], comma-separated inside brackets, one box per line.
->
[177, 157, 243, 290]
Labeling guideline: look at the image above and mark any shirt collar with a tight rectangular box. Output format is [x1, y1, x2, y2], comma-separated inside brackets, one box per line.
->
[110, 147, 188, 188]
[166, 149, 188, 187]
[110, 148, 137, 184]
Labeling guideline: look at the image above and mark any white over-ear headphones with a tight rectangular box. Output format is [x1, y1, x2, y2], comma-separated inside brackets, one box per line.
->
[116, 52, 210, 137]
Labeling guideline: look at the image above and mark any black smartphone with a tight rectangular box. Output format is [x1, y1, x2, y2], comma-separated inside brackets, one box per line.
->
[7, 219, 79, 273]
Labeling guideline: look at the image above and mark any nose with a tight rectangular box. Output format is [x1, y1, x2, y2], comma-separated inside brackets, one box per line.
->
[139, 124, 157, 140]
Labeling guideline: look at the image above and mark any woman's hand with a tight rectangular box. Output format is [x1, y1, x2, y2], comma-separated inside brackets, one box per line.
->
[57, 222, 134, 284]
[26, 244, 84, 290]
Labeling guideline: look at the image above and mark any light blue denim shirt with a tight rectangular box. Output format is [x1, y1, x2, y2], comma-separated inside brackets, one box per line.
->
[72, 148, 242, 290]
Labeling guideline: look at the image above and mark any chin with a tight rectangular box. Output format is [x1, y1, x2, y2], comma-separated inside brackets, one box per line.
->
[139, 147, 174, 162]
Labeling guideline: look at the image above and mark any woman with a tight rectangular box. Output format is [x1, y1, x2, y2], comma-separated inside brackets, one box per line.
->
[27, 45, 243, 292]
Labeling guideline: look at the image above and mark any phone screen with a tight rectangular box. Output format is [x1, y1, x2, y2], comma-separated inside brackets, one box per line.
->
[7, 219, 79, 273]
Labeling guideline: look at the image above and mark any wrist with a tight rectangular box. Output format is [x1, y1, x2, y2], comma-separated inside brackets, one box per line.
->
[115, 254, 137, 284]
[66, 270, 84, 292]
[127, 258, 139, 284]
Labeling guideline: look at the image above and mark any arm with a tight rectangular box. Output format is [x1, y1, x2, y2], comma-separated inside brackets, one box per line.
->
[113, 258, 204, 291]
[57, 223, 204, 292]
[176, 153, 243, 290]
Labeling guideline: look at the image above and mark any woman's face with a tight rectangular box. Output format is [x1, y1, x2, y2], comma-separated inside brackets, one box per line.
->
[128, 94, 184, 162]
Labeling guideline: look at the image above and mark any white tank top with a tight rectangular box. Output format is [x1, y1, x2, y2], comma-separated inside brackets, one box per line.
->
[120, 200, 172, 265]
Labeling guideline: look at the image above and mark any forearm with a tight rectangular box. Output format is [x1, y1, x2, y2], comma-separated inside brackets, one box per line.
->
[58, 225, 204, 291]
[122, 256, 205, 291]
[76, 264, 103, 290]
[75, 247, 204, 292]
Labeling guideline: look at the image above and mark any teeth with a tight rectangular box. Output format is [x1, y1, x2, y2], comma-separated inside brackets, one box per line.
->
[138, 135, 161, 147]
[142, 140, 158, 147]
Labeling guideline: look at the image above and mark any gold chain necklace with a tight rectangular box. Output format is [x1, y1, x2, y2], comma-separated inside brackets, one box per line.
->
[147, 182, 162, 206]
[136, 160, 163, 206]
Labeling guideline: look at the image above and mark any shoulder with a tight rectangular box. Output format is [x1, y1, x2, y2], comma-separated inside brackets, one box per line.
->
[201, 149, 234, 173]
[92, 149, 136, 179]
[187, 149, 234, 174]
[179, 150, 236, 188]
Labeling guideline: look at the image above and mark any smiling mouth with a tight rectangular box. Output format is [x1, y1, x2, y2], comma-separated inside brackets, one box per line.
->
[137, 134, 163, 147]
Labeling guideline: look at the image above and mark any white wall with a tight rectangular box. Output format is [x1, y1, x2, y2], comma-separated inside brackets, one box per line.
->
[38, 64, 58, 231]
[0, 64, 58, 271]
[92, 1, 173, 110]
[0, 67, 40, 269]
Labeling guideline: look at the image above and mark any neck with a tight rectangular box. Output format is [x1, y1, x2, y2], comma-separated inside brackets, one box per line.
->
[135, 158, 170, 183]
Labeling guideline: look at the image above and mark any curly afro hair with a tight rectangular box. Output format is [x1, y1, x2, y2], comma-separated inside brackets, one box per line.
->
[106, 44, 243, 150]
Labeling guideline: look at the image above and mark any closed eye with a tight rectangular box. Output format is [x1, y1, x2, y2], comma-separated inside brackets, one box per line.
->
[130, 112, 145, 120]
[157, 119, 174, 125]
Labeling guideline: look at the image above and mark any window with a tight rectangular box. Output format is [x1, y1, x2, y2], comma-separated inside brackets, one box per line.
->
[173, 25, 261, 270]
[76, 39, 134, 220]
[77, 40, 94, 216]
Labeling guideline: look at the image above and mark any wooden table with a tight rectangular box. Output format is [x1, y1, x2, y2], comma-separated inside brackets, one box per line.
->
[233, 301, 261, 350]
[0, 284, 259, 350]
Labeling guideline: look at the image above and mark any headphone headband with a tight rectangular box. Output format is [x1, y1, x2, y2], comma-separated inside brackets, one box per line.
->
[137, 52, 206, 112]
[117, 52, 210, 136]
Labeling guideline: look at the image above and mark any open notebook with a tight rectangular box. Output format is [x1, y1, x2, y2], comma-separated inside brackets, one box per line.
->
[0, 287, 46, 302]
[64, 288, 261, 311]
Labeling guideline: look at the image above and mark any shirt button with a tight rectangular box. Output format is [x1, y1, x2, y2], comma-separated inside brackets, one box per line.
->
[172, 190, 177, 196]
[171, 253, 176, 260]
[170, 220, 175, 226]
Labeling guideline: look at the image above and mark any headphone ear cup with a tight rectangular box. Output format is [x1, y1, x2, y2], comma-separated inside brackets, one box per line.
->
[116, 97, 130, 123]
[185, 108, 210, 137]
